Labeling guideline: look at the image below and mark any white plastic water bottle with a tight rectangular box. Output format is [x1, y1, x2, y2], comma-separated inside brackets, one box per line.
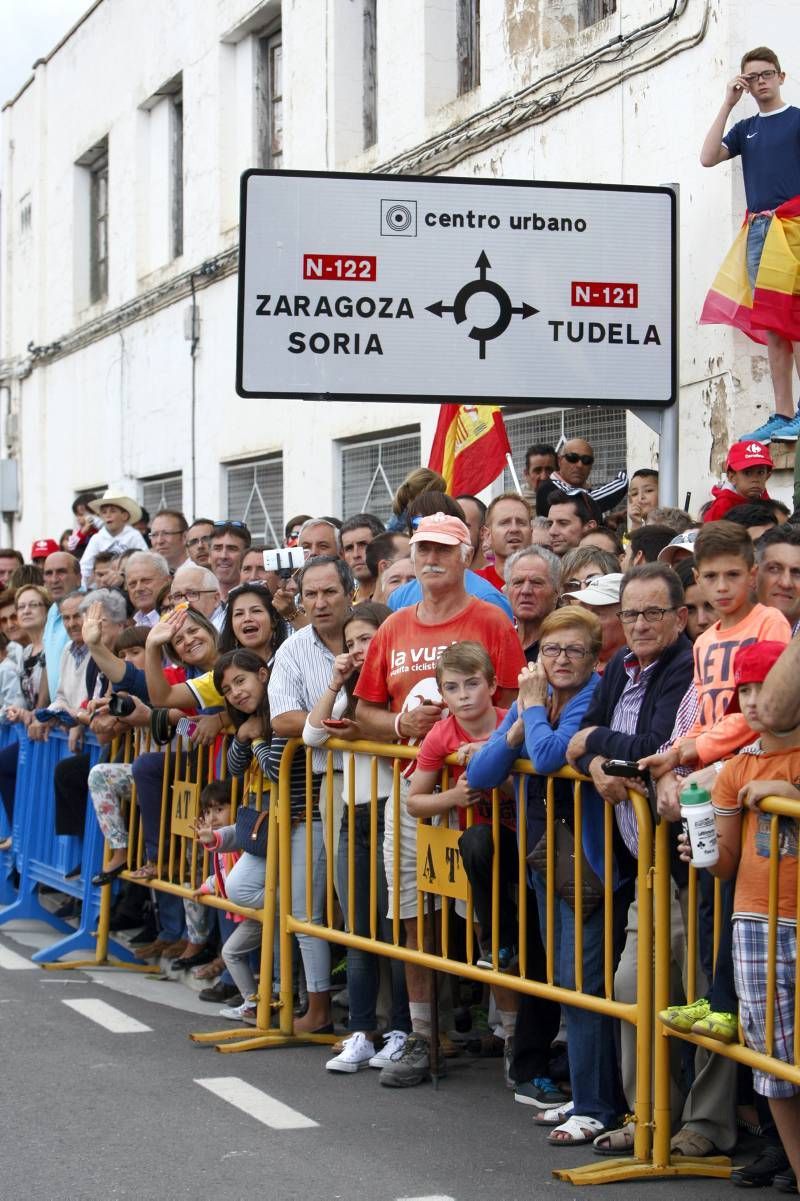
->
[680, 781, 719, 868]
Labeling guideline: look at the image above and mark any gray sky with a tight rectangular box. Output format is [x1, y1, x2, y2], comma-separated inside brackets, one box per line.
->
[0, 0, 91, 107]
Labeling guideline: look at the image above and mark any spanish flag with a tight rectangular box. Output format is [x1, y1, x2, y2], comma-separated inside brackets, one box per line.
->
[700, 197, 800, 345]
[428, 404, 511, 494]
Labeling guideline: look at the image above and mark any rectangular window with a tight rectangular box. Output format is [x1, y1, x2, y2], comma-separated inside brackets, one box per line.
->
[257, 30, 283, 168]
[457, 0, 480, 95]
[140, 473, 183, 517]
[88, 141, 109, 303]
[226, 456, 284, 545]
[502, 406, 627, 495]
[363, 0, 377, 149]
[578, 0, 616, 30]
[340, 430, 421, 525]
[171, 92, 184, 258]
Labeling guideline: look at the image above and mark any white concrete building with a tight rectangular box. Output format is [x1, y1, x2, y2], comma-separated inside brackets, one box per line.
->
[0, 0, 797, 548]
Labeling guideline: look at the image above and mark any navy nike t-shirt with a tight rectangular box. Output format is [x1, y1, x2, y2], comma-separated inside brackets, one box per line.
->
[723, 105, 800, 211]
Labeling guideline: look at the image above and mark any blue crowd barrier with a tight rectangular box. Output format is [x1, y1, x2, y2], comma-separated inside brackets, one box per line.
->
[0, 723, 19, 904]
[0, 727, 137, 964]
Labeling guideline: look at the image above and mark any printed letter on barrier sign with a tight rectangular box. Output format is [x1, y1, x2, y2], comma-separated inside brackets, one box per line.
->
[416, 825, 468, 901]
[171, 781, 200, 838]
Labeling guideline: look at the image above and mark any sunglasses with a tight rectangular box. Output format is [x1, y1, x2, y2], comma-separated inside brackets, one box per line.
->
[562, 452, 594, 466]
[213, 520, 249, 531]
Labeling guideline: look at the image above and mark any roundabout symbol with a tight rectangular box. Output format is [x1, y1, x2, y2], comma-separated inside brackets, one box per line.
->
[426, 251, 539, 360]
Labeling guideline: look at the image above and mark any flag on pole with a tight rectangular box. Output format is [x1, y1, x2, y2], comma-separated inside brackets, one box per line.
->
[700, 196, 800, 346]
[428, 404, 512, 494]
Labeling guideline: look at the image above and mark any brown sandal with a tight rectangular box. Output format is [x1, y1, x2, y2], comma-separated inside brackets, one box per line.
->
[128, 863, 157, 881]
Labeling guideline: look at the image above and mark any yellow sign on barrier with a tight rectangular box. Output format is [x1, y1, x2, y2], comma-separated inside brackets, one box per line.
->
[416, 824, 468, 900]
[171, 780, 200, 838]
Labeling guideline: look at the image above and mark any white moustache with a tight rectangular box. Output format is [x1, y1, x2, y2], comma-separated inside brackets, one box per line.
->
[422, 566, 447, 575]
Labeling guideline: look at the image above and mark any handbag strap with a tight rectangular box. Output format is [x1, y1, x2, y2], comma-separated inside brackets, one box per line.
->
[248, 809, 270, 841]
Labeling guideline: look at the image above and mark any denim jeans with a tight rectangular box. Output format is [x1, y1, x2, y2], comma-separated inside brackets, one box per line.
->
[335, 804, 410, 1034]
[746, 214, 771, 290]
[533, 872, 625, 1127]
[156, 891, 185, 943]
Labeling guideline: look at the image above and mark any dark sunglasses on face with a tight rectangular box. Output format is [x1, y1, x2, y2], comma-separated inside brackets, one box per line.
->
[562, 452, 594, 466]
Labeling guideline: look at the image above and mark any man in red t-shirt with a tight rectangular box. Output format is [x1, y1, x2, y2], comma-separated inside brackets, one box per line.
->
[474, 492, 533, 592]
[355, 511, 525, 1088]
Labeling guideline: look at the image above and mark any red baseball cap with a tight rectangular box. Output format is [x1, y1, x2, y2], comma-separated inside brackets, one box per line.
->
[725, 641, 786, 713]
[30, 538, 59, 561]
[726, 440, 773, 472]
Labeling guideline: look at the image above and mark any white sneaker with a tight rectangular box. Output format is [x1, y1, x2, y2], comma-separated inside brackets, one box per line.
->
[368, 1029, 408, 1068]
[325, 1031, 375, 1073]
[219, 996, 257, 1022]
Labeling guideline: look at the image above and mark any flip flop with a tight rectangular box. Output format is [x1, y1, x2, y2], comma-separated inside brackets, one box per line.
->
[533, 1101, 574, 1127]
[548, 1115, 607, 1147]
[128, 863, 157, 881]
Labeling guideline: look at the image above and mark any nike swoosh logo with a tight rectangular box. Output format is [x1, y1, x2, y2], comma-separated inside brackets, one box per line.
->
[747, 132, 758, 138]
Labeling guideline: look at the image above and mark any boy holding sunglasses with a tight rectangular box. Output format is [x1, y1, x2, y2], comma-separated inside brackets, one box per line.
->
[701, 47, 800, 443]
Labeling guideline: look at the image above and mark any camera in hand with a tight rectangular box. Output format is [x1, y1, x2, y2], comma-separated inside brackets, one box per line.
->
[108, 693, 136, 719]
[263, 546, 305, 580]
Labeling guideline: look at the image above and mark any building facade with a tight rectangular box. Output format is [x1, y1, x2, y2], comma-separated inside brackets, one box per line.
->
[0, 0, 795, 546]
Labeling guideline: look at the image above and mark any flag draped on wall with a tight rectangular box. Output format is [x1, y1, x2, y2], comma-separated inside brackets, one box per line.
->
[700, 196, 800, 345]
[428, 405, 512, 495]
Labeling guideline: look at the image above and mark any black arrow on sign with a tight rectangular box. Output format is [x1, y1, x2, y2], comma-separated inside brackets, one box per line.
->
[512, 302, 539, 319]
[476, 250, 491, 279]
[425, 300, 455, 318]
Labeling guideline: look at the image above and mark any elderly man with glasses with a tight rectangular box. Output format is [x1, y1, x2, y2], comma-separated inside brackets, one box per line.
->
[167, 563, 224, 628]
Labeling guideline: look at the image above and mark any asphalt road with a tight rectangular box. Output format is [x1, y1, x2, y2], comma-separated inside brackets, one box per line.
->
[0, 918, 745, 1201]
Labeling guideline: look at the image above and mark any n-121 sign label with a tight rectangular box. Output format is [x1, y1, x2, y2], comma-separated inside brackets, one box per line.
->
[237, 169, 676, 408]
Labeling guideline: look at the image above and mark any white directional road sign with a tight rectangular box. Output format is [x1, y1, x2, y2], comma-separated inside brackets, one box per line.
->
[237, 170, 676, 408]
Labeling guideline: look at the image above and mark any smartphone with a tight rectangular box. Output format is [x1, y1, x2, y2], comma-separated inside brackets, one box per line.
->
[602, 759, 647, 779]
[175, 718, 198, 738]
[322, 718, 349, 729]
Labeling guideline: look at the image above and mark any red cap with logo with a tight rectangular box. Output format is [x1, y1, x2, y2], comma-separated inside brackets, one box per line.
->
[726, 440, 773, 472]
[725, 641, 786, 713]
[30, 538, 60, 561]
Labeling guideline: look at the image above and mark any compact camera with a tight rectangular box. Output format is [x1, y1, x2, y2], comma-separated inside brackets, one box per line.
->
[263, 546, 306, 580]
[108, 693, 136, 719]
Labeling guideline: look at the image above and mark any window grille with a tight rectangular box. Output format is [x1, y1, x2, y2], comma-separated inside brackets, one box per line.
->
[140, 474, 183, 517]
[226, 457, 284, 546]
[340, 431, 421, 524]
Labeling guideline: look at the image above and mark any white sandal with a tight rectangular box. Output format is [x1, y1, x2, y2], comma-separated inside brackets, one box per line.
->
[548, 1114, 606, 1146]
[533, 1100, 574, 1127]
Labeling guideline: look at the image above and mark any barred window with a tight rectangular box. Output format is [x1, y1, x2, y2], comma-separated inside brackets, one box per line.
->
[140, 473, 183, 516]
[502, 406, 627, 491]
[226, 456, 284, 546]
[340, 430, 421, 524]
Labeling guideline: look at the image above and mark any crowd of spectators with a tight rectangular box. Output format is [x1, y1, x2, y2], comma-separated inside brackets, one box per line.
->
[0, 430, 798, 1187]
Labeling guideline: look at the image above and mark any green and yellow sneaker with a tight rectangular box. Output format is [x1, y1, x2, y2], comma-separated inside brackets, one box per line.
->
[658, 998, 711, 1033]
[690, 1010, 738, 1044]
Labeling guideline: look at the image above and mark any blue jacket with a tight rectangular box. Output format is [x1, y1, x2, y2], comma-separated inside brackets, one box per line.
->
[388, 569, 513, 620]
[467, 675, 615, 884]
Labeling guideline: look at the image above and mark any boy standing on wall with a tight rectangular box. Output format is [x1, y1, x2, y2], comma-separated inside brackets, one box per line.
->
[700, 47, 800, 444]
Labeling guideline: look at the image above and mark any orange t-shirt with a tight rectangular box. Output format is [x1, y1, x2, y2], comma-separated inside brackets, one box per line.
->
[713, 746, 800, 922]
[355, 597, 525, 717]
[686, 603, 790, 765]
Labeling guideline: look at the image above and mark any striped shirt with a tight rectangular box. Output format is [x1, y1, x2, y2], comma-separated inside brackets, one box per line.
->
[545, 469, 629, 513]
[611, 654, 659, 856]
[268, 623, 343, 772]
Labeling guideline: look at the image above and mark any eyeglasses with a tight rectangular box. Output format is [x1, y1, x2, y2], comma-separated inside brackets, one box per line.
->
[618, 606, 677, 625]
[186, 535, 212, 549]
[168, 589, 218, 604]
[539, 643, 589, 660]
[742, 69, 778, 83]
[562, 452, 594, 466]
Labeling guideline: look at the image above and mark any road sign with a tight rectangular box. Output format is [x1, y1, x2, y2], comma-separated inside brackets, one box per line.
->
[237, 169, 676, 407]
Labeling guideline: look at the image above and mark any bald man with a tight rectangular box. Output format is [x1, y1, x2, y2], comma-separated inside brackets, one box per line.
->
[536, 437, 629, 516]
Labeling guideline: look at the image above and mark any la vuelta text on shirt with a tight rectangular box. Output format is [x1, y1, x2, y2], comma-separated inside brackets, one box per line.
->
[389, 642, 456, 676]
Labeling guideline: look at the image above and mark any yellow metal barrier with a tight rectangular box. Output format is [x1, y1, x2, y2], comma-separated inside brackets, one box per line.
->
[277, 736, 658, 1184]
[653, 794, 800, 1177]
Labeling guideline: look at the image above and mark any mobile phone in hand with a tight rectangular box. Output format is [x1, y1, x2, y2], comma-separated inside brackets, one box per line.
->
[322, 718, 349, 729]
[602, 758, 648, 779]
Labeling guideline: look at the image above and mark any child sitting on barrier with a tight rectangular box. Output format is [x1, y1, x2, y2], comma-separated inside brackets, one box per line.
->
[677, 641, 800, 1188]
[216, 649, 332, 1035]
[303, 602, 411, 1075]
